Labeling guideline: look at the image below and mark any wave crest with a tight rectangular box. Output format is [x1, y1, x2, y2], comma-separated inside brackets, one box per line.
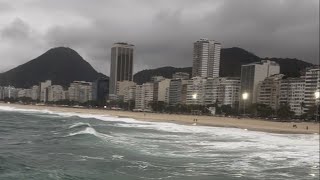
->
[67, 127, 112, 141]
[68, 122, 91, 129]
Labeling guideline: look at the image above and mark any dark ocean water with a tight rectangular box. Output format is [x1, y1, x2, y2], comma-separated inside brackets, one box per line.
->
[0, 106, 319, 180]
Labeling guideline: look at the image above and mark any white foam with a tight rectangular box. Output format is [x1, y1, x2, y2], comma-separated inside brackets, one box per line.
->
[67, 126, 112, 143]
[79, 155, 105, 160]
[69, 122, 91, 129]
[68, 127, 97, 136]
[0, 105, 52, 114]
[111, 155, 124, 160]
[1, 104, 319, 172]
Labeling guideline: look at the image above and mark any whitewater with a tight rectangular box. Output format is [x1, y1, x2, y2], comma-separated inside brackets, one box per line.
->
[0, 106, 319, 180]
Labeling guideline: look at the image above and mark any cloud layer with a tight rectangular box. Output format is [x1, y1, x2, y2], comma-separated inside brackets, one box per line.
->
[0, 0, 319, 75]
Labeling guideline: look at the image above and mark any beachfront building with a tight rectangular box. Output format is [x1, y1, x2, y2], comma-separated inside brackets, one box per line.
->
[186, 77, 207, 105]
[152, 76, 167, 103]
[279, 77, 305, 116]
[198, 77, 241, 107]
[257, 74, 284, 110]
[156, 79, 171, 103]
[31, 85, 40, 100]
[40, 80, 52, 102]
[203, 77, 220, 105]
[47, 85, 65, 102]
[68, 81, 93, 103]
[169, 79, 188, 106]
[135, 83, 154, 110]
[123, 85, 136, 102]
[0, 87, 3, 99]
[17, 89, 32, 99]
[92, 77, 109, 105]
[116, 81, 136, 100]
[172, 72, 190, 80]
[109, 42, 134, 99]
[303, 67, 320, 113]
[219, 77, 241, 108]
[1, 86, 19, 99]
[240, 60, 280, 107]
[192, 38, 221, 78]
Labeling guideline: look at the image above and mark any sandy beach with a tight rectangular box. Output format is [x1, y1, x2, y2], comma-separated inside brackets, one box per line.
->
[1, 103, 319, 134]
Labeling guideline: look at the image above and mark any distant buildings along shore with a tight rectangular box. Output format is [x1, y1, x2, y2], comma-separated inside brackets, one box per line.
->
[0, 38, 319, 118]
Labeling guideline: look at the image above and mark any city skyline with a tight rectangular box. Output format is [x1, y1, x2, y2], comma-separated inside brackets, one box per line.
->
[0, 0, 318, 75]
[0, 1, 319, 179]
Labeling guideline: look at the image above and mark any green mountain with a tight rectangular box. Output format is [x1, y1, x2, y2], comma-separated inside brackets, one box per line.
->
[133, 47, 313, 84]
[0, 47, 106, 88]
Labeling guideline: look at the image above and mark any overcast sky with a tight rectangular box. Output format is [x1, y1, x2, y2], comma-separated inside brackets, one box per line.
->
[0, 0, 319, 75]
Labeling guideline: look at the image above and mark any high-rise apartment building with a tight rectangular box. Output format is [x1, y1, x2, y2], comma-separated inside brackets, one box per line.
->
[17, 89, 32, 99]
[240, 60, 280, 106]
[257, 74, 284, 110]
[203, 78, 220, 105]
[124, 85, 136, 103]
[186, 77, 207, 105]
[109, 42, 134, 99]
[157, 79, 171, 103]
[0, 87, 3, 99]
[40, 80, 52, 102]
[303, 67, 320, 113]
[31, 85, 40, 100]
[168, 79, 188, 106]
[218, 77, 241, 108]
[116, 81, 136, 100]
[68, 81, 93, 103]
[92, 77, 109, 106]
[135, 83, 154, 110]
[279, 77, 305, 115]
[2, 86, 19, 99]
[47, 85, 65, 102]
[200, 77, 240, 107]
[192, 38, 221, 78]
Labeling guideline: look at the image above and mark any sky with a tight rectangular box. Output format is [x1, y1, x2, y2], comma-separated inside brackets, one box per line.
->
[0, 0, 319, 75]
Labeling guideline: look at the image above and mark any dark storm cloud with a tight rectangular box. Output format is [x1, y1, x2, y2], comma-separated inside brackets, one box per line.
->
[0, 0, 318, 75]
[1, 18, 31, 40]
[0, 18, 46, 72]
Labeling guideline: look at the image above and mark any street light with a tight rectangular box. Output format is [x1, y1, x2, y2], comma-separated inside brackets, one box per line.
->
[315, 90, 320, 122]
[192, 93, 198, 100]
[192, 93, 198, 115]
[242, 92, 249, 116]
[315, 91, 320, 99]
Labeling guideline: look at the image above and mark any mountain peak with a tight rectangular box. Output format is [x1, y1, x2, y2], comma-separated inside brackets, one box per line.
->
[35, 47, 83, 63]
[0, 47, 106, 88]
[46, 47, 79, 55]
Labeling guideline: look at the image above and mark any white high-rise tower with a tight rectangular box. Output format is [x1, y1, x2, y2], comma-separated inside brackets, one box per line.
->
[192, 38, 221, 78]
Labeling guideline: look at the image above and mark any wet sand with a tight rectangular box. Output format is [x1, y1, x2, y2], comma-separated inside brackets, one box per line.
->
[1, 103, 319, 134]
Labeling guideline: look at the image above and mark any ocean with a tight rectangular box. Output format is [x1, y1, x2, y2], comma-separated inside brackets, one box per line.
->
[0, 106, 319, 180]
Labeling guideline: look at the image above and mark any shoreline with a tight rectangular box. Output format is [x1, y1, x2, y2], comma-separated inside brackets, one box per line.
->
[0, 103, 319, 134]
